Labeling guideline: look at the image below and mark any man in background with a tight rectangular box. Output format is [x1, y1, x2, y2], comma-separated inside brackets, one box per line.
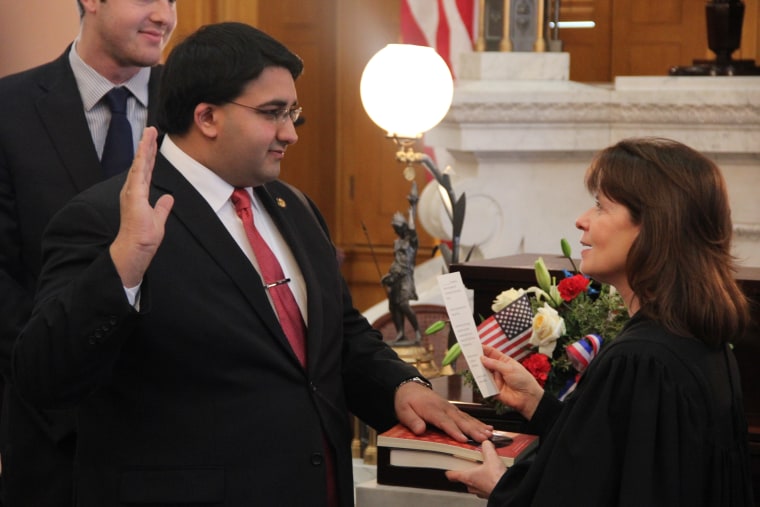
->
[0, 0, 176, 504]
[12, 22, 492, 506]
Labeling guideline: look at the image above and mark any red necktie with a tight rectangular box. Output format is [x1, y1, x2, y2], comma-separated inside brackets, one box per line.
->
[231, 188, 307, 367]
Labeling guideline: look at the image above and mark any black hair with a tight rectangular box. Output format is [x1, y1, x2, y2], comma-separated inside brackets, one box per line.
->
[157, 22, 304, 135]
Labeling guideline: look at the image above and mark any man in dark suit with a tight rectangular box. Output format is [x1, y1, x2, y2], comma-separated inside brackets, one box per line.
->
[0, 1, 176, 504]
[12, 22, 492, 506]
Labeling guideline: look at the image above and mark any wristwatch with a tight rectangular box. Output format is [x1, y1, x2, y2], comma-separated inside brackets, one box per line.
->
[395, 376, 433, 392]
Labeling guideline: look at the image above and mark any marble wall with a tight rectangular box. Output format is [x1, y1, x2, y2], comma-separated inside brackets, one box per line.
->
[418, 52, 760, 267]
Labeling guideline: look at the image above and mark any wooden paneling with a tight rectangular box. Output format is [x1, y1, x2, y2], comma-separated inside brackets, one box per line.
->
[611, 0, 709, 76]
[557, 0, 613, 82]
[738, 0, 759, 60]
[259, 1, 338, 228]
[214, 2, 259, 24]
[335, 0, 403, 249]
[166, 1, 259, 58]
[341, 248, 396, 313]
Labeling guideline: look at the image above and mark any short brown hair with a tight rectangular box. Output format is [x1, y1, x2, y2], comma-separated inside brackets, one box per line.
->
[584, 137, 749, 345]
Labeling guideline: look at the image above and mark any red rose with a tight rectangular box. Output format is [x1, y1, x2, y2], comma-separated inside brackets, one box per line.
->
[557, 274, 591, 302]
[521, 353, 551, 387]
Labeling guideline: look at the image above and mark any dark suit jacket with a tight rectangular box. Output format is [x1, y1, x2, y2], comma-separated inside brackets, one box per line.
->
[13, 154, 418, 506]
[0, 47, 161, 506]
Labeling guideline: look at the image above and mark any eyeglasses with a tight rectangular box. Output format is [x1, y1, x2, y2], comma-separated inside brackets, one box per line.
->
[227, 101, 303, 124]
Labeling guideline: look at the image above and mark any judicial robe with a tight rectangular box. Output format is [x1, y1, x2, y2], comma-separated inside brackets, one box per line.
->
[488, 313, 754, 506]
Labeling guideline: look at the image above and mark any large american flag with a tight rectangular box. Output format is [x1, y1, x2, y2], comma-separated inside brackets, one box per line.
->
[477, 294, 534, 361]
[400, 0, 477, 79]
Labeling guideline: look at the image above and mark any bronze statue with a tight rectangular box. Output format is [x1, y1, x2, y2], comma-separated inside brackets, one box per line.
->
[382, 182, 421, 344]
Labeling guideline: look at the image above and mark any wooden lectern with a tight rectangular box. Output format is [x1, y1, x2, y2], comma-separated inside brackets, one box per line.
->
[450, 253, 760, 497]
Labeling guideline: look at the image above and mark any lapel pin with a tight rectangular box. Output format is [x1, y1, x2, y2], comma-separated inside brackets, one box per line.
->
[276, 197, 287, 208]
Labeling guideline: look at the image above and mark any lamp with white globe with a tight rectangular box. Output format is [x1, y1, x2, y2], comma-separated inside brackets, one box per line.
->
[360, 43, 466, 266]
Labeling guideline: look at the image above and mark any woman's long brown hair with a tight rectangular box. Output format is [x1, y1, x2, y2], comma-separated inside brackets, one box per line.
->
[584, 137, 750, 345]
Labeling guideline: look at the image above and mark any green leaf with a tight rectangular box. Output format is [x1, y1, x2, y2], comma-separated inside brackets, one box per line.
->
[441, 342, 462, 366]
[424, 320, 447, 335]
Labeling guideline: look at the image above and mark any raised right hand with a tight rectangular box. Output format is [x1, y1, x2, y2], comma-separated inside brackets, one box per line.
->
[109, 127, 174, 288]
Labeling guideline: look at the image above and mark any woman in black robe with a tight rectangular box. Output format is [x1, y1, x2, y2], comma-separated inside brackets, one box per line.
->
[446, 137, 755, 506]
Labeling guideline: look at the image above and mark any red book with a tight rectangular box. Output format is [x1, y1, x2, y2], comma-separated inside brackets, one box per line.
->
[377, 423, 538, 471]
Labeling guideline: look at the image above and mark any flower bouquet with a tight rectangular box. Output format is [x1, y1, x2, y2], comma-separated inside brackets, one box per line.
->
[430, 240, 629, 412]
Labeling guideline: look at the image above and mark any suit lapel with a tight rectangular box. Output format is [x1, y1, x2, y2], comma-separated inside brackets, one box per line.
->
[150, 157, 304, 365]
[35, 51, 103, 192]
[255, 185, 328, 369]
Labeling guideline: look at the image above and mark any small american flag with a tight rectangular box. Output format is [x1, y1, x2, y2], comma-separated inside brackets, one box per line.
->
[477, 294, 534, 361]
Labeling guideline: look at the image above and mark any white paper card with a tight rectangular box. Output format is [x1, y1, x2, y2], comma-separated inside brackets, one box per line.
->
[437, 272, 497, 398]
